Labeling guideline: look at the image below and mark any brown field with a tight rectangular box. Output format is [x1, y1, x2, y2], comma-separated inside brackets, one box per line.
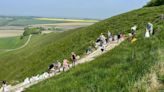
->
[0, 22, 95, 38]
[0, 26, 24, 30]
[30, 22, 94, 30]
[0, 30, 24, 38]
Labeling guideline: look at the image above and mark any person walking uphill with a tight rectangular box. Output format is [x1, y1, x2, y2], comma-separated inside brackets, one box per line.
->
[107, 31, 112, 43]
[63, 59, 70, 71]
[99, 33, 107, 52]
[2, 81, 7, 92]
[146, 22, 154, 35]
[71, 52, 77, 67]
[100, 33, 107, 45]
[131, 25, 137, 36]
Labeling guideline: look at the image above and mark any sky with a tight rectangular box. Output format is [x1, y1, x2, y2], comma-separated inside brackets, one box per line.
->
[0, 0, 150, 19]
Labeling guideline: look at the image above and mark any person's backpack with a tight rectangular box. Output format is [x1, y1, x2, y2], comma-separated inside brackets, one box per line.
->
[96, 38, 101, 42]
[147, 24, 151, 30]
[118, 34, 121, 39]
[48, 64, 54, 70]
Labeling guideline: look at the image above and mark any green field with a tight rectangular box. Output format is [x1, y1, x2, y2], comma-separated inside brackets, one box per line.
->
[0, 17, 64, 26]
[26, 30, 164, 92]
[0, 16, 98, 27]
[0, 36, 28, 49]
[25, 5, 164, 92]
[0, 5, 163, 91]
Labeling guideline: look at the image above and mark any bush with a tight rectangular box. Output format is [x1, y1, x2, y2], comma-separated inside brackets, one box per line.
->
[20, 35, 24, 39]
[145, 0, 164, 7]
[23, 27, 44, 36]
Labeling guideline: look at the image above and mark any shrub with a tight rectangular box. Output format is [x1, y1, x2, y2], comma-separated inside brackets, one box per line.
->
[23, 27, 44, 36]
[20, 35, 24, 39]
[145, 0, 164, 7]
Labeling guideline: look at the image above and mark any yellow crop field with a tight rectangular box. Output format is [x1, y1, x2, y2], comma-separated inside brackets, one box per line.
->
[34, 18, 98, 22]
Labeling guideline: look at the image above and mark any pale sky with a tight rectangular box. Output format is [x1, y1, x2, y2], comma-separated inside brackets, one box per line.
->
[0, 0, 149, 19]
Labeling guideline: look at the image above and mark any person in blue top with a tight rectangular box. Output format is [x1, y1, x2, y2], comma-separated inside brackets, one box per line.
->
[146, 22, 154, 35]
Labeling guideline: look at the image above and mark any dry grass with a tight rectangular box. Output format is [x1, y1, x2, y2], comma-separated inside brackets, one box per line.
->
[129, 49, 164, 92]
[129, 64, 162, 92]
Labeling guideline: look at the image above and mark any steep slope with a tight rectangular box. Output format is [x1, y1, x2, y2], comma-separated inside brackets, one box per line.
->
[0, 32, 71, 82]
[25, 6, 164, 92]
[0, 5, 163, 87]
[0, 36, 28, 49]
[26, 27, 164, 92]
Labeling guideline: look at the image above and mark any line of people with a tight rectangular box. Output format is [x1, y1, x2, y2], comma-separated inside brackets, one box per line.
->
[13, 31, 123, 91]
[129, 22, 154, 43]
[46, 22, 155, 87]
[49, 31, 126, 74]
[48, 52, 78, 73]
[0, 52, 80, 92]
[0, 22, 155, 92]
[94, 32, 125, 52]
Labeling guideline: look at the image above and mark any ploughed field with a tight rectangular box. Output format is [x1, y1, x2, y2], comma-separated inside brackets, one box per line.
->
[0, 22, 95, 38]
[0, 30, 24, 38]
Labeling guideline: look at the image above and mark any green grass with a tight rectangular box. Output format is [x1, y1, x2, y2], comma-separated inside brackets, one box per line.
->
[26, 27, 164, 92]
[0, 36, 28, 49]
[0, 32, 73, 83]
[0, 16, 65, 26]
[0, 16, 98, 26]
[145, 0, 164, 7]
[25, 6, 164, 91]
[0, 5, 163, 91]
[7, 18, 64, 26]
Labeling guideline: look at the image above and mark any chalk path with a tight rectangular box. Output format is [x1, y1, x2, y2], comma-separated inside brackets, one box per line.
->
[1, 38, 125, 92]
[4, 35, 32, 52]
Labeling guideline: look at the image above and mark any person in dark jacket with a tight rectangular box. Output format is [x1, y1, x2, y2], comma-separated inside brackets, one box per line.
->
[71, 52, 77, 67]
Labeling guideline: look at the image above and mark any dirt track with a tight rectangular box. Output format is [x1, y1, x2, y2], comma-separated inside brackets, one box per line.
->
[4, 35, 32, 52]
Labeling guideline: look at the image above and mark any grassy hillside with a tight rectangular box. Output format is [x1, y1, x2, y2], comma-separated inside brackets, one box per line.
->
[0, 5, 163, 88]
[0, 36, 28, 49]
[25, 6, 164, 91]
[26, 24, 164, 92]
[0, 32, 73, 82]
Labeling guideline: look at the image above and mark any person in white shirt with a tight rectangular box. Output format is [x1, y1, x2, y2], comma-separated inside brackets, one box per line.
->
[131, 25, 137, 36]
